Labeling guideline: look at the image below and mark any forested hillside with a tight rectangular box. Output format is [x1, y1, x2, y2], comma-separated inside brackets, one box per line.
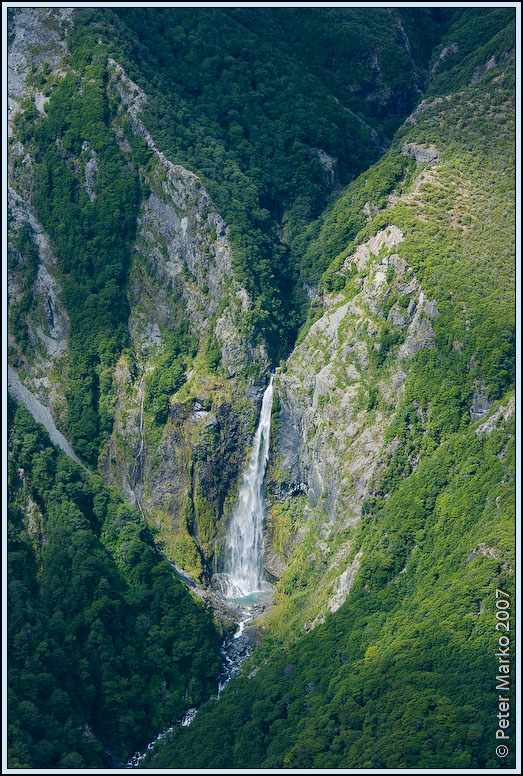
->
[143, 6, 516, 771]
[149, 410, 515, 769]
[8, 6, 447, 585]
[7, 400, 220, 768]
[7, 6, 515, 771]
[102, 5, 441, 352]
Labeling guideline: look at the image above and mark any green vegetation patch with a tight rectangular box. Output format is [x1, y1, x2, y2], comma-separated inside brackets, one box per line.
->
[145, 403, 514, 769]
[7, 397, 221, 768]
[17, 48, 141, 465]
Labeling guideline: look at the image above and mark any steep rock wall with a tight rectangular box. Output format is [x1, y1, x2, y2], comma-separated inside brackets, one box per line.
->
[8, 11, 269, 583]
[8, 9, 72, 425]
[264, 224, 438, 621]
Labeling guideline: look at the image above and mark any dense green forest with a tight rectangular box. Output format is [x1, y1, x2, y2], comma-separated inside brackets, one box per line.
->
[10, 7, 450, 468]
[7, 398, 221, 768]
[142, 6, 515, 770]
[13, 47, 142, 465]
[7, 5, 515, 772]
[97, 6, 445, 347]
[147, 408, 515, 769]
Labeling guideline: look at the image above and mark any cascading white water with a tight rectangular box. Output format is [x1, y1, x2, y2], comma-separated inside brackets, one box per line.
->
[224, 375, 274, 598]
[126, 378, 274, 767]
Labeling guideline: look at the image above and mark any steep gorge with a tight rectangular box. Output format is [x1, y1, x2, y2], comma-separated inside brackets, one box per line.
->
[8, 5, 444, 587]
[143, 7, 515, 769]
[7, 6, 515, 771]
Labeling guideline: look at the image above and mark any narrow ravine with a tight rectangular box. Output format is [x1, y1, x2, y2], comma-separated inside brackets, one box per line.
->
[125, 374, 276, 768]
[124, 590, 273, 769]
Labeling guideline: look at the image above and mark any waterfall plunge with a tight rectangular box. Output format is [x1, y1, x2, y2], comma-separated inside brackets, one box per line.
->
[224, 375, 274, 599]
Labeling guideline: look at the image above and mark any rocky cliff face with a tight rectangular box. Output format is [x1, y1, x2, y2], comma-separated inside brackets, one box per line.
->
[8, 7, 514, 610]
[263, 21, 515, 630]
[102, 61, 269, 581]
[109, 58, 266, 378]
[8, 8, 72, 423]
[264, 222, 439, 621]
[7, 9, 268, 584]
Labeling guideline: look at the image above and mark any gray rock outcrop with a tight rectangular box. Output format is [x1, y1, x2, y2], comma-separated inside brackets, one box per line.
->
[402, 142, 441, 164]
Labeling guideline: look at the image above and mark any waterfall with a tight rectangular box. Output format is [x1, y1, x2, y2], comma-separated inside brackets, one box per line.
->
[224, 375, 274, 598]
[126, 377, 274, 767]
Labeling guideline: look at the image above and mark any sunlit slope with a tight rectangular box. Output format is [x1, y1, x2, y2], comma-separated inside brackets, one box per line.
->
[145, 10, 515, 770]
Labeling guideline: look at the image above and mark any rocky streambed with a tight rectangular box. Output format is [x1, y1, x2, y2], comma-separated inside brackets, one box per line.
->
[124, 584, 273, 769]
[217, 585, 274, 694]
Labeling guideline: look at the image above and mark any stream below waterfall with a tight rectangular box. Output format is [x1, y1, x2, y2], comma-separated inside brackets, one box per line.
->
[124, 375, 275, 768]
[124, 588, 272, 769]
